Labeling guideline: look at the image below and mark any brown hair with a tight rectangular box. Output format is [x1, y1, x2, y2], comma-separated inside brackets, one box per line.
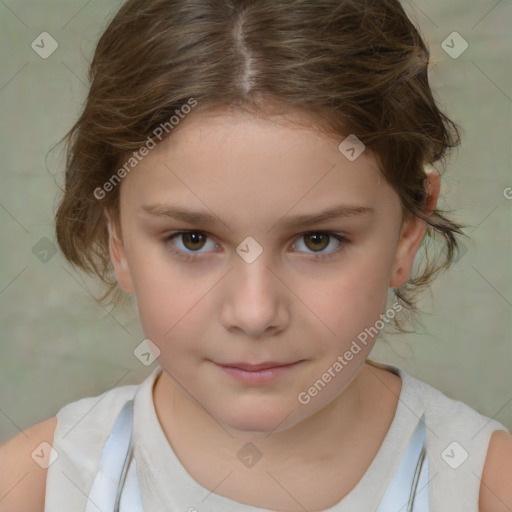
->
[54, 0, 466, 334]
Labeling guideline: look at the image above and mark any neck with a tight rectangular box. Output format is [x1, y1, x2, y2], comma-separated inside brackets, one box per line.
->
[152, 363, 382, 467]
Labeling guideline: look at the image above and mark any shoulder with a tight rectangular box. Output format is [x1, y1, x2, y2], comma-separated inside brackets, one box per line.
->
[479, 429, 512, 512]
[46, 380, 140, 479]
[0, 416, 57, 512]
[403, 371, 503, 437]
[394, 368, 512, 507]
[0, 377, 143, 512]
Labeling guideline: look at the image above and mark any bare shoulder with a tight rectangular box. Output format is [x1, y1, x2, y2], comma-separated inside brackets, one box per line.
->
[0, 416, 57, 512]
[479, 429, 512, 512]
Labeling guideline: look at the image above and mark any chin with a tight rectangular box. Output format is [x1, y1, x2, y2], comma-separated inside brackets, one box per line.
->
[216, 400, 303, 435]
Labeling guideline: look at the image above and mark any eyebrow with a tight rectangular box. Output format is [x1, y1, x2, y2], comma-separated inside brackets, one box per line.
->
[140, 203, 374, 231]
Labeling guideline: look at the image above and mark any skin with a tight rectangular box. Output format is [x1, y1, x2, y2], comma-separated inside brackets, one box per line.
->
[106, 109, 440, 509]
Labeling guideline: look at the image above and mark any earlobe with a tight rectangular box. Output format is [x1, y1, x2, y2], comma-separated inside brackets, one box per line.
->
[104, 209, 135, 293]
[389, 167, 441, 288]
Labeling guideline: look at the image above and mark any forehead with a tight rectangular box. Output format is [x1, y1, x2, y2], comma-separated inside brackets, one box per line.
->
[118, 110, 398, 225]
[139, 109, 344, 164]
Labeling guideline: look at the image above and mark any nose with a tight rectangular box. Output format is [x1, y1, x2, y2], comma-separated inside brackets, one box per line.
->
[220, 251, 289, 339]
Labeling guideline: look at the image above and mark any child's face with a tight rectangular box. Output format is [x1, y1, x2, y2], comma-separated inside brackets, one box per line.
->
[107, 110, 427, 433]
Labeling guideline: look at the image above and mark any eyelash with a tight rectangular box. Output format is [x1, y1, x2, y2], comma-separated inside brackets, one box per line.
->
[162, 230, 349, 262]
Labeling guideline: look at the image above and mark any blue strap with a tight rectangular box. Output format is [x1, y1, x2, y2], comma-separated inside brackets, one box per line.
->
[118, 453, 144, 511]
[87, 400, 428, 511]
[85, 399, 143, 512]
[376, 414, 429, 511]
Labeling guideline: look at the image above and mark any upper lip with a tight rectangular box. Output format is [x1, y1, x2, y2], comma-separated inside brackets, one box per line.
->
[214, 361, 302, 371]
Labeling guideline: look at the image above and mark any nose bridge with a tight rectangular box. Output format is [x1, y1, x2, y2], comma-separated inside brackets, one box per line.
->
[232, 239, 278, 296]
[221, 239, 286, 335]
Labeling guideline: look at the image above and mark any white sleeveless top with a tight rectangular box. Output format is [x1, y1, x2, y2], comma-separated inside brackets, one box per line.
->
[43, 360, 509, 511]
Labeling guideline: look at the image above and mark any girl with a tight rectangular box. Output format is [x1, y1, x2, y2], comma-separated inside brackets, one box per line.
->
[1, 1, 510, 511]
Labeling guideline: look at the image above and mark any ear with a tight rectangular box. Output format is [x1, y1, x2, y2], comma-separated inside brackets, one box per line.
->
[389, 168, 441, 288]
[104, 208, 135, 293]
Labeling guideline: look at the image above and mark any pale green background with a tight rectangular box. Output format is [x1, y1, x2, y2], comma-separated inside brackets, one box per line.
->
[0, 0, 511, 444]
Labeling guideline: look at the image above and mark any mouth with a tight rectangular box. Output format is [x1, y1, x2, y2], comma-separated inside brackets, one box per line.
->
[212, 360, 304, 384]
[216, 361, 302, 371]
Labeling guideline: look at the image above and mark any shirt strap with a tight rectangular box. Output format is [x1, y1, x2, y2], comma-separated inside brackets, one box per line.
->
[85, 399, 143, 512]
[376, 414, 429, 511]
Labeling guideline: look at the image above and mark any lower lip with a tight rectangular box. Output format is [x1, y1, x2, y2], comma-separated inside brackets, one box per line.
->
[214, 362, 302, 385]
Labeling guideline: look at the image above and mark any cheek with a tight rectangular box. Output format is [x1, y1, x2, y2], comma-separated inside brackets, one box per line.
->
[125, 248, 200, 340]
[136, 283, 204, 342]
[134, 287, 204, 377]
[306, 248, 395, 346]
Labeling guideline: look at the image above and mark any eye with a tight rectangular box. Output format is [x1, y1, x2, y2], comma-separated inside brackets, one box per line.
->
[291, 231, 347, 260]
[163, 230, 348, 262]
[164, 231, 219, 261]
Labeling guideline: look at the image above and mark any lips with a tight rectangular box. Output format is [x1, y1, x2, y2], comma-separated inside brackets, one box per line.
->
[215, 361, 301, 371]
[213, 360, 303, 385]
